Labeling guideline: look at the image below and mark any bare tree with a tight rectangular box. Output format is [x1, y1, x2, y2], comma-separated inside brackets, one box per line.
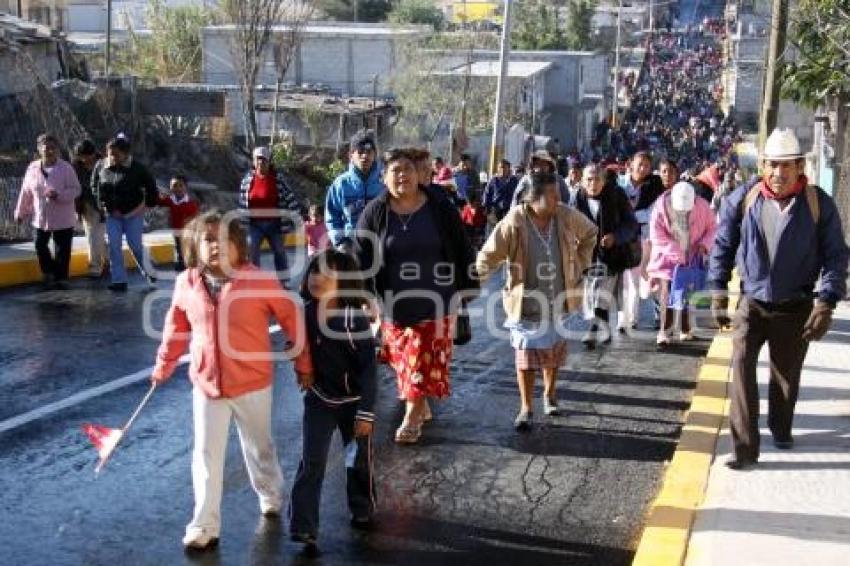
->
[221, 0, 313, 150]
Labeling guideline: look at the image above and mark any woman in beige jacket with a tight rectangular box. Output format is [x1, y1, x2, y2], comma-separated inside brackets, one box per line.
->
[476, 172, 597, 430]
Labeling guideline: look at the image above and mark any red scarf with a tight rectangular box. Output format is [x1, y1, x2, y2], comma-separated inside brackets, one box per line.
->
[759, 174, 807, 200]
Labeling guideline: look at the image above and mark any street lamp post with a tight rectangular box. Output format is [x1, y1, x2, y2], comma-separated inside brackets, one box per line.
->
[611, 0, 622, 127]
[489, 0, 513, 174]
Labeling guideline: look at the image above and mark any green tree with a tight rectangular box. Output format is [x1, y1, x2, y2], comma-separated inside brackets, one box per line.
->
[119, 0, 218, 83]
[511, 0, 566, 51]
[564, 0, 596, 50]
[389, 0, 445, 30]
[782, 0, 850, 106]
[316, 0, 393, 22]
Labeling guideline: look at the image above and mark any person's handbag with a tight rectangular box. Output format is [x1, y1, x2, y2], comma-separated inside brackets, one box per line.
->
[453, 306, 472, 346]
[669, 255, 707, 310]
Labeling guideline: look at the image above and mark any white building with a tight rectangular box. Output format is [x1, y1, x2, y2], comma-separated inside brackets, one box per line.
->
[201, 22, 430, 97]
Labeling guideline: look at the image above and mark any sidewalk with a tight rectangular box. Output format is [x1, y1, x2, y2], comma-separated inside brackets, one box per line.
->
[0, 231, 177, 287]
[0, 230, 304, 288]
[686, 302, 850, 565]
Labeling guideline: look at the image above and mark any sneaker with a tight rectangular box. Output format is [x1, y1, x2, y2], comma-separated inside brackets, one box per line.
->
[182, 530, 219, 551]
[773, 437, 794, 450]
[543, 397, 559, 417]
[581, 332, 596, 351]
[679, 331, 694, 342]
[53, 280, 70, 291]
[145, 274, 158, 288]
[290, 532, 317, 546]
[514, 410, 533, 431]
[107, 282, 128, 292]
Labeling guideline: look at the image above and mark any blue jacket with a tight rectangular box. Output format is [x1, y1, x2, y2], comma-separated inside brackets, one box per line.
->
[708, 181, 848, 306]
[482, 175, 518, 214]
[324, 162, 384, 247]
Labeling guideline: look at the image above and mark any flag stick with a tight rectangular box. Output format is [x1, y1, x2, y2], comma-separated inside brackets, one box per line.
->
[93, 382, 157, 474]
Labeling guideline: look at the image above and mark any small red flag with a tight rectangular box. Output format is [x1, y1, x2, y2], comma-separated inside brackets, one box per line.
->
[81, 423, 124, 473]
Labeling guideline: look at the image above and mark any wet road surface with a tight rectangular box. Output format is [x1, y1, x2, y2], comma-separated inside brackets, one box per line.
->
[0, 250, 713, 566]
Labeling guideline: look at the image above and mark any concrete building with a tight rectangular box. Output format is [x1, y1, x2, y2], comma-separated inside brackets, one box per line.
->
[724, 0, 814, 148]
[0, 13, 63, 96]
[202, 22, 430, 98]
[428, 49, 610, 151]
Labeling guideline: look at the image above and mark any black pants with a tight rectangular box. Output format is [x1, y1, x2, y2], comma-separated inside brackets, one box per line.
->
[173, 236, 186, 272]
[35, 228, 74, 282]
[288, 393, 375, 537]
[729, 296, 812, 460]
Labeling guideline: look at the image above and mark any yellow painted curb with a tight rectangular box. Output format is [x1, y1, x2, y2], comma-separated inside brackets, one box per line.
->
[0, 233, 305, 289]
[631, 302, 737, 565]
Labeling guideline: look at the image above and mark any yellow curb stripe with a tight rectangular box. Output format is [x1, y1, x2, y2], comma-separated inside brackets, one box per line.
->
[0, 233, 305, 288]
[632, 317, 736, 565]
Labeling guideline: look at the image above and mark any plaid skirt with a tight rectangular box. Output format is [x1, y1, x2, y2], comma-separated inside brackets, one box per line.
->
[380, 316, 454, 401]
[514, 341, 568, 371]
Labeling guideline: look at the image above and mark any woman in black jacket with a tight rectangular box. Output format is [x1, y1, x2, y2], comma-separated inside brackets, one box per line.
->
[574, 164, 640, 349]
[354, 148, 478, 444]
[91, 135, 159, 291]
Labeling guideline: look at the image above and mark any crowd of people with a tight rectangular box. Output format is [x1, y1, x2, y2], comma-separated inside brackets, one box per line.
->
[8, 20, 849, 556]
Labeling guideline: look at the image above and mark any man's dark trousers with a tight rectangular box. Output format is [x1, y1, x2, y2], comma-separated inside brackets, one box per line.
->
[729, 296, 812, 461]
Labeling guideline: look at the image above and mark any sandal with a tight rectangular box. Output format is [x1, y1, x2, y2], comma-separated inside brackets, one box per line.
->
[394, 423, 421, 444]
[420, 403, 433, 424]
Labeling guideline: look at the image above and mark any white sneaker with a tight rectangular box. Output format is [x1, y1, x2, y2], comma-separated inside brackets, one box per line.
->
[543, 397, 560, 416]
[679, 331, 694, 342]
[182, 529, 219, 550]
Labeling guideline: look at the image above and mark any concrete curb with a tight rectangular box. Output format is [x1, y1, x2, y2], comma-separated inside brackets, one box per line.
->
[0, 233, 304, 288]
[631, 329, 734, 565]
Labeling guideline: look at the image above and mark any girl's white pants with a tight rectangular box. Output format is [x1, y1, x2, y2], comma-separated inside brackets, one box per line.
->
[187, 385, 283, 539]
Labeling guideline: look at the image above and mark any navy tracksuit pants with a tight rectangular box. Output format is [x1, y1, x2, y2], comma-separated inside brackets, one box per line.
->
[288, 393, 375, 537]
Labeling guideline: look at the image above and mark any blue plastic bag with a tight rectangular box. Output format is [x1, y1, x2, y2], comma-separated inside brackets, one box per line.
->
[669, 255, 707, 310]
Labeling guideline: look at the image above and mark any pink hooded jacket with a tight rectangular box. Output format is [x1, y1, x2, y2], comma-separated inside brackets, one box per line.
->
[647, 191, 717, 281]
[14, 159, 81, 231]
[152, 264, 313, 398]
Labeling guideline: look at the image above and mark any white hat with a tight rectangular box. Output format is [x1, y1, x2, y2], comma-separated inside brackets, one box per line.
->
[671, 181, 695, 212]
[252, 146, 271, 160]
[762, 128, 803, 161]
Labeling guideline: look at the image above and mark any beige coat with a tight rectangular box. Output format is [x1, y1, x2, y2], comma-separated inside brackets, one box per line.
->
[476, 203, 598, 323]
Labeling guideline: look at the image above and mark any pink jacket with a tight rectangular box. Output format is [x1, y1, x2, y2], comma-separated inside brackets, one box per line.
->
[14, 159, 81, 231]
[647, 192, 717, 281]
[152, 264, 313, 398]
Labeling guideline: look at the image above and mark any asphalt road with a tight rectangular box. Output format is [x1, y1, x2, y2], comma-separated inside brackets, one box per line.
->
[0, 249, 714, 566]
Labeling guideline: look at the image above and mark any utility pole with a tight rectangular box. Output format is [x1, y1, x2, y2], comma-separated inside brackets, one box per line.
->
[489, 0, 512, 174]
[611, 0, 622, 127]
[758, 0, 789, 150]
[105, 0, 112, 77]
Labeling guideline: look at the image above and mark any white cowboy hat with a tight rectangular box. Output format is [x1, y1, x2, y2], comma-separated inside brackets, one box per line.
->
[762, 128, 803, 161]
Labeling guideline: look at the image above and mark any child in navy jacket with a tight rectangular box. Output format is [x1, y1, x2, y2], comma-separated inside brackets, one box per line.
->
[289, 249, 377, 547]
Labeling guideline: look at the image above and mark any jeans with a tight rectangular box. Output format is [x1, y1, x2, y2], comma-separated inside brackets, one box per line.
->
[173, 235, 186, 272]
[106, 213, 146, 284]
[34, 227, 74, 282]
[249, 219, 288, 275]
[288, 393, 375, 537]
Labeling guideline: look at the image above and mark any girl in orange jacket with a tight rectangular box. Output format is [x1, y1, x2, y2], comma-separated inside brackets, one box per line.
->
[151, 209, 313, 551]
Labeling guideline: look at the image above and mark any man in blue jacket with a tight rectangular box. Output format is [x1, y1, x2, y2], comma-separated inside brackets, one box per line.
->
[709, 128, 849, 470]
[325, 130, 384, 252]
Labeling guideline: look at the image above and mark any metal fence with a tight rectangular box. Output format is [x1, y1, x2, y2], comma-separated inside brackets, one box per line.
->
[0, 175, 29, 242]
